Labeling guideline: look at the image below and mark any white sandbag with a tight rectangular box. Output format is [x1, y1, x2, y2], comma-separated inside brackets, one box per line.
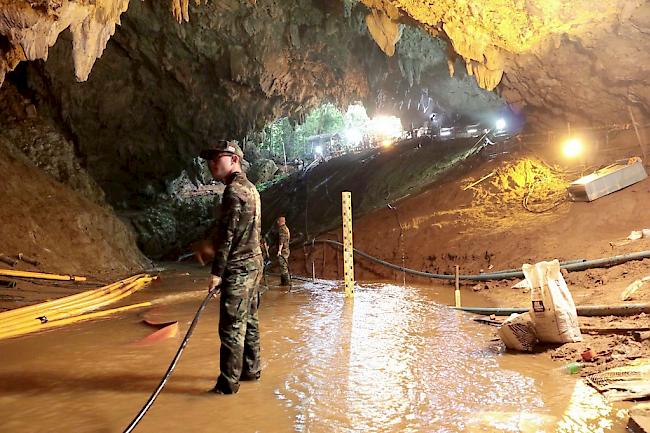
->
[498, 312, 538, 352]
[523, 259, 582, 343]
[628, 230, 643, 240]
[621, 276, 650, 301]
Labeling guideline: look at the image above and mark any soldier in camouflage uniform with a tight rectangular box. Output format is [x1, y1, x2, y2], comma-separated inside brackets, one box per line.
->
[276, 216, 291, 286]
[200, 140, 263, 395]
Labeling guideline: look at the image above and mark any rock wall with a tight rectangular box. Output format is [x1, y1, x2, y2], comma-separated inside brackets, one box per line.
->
[0, 132, 149, 277]
[123, 172, 220, 259]
[359, 0, 650, 127]
[0, 0, 129, 85]
[3, 0, 500, 207]
[15, 0, 650, 259]
[0, 82, 106, 204]
[5, 0, 650, 138]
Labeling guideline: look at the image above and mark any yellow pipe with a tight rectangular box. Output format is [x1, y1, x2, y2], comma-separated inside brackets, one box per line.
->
[0, 269, 87, 281]
[13, 279, 152, 328]
[0, 280, 145, 332]
[0, 276, 154, 331]
[0, 278, 130, 322]
[39, 277, 153, 318]
[0, 274, 144, 322]
[0, 275, 154, 336]
[0, 301, 152, 341]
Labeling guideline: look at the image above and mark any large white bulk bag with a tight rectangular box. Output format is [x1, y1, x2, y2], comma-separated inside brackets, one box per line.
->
[522, 259, 582, 343]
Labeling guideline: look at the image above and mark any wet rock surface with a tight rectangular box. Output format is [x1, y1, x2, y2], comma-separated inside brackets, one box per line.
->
[0, 83, 105, 205]
[249, 158, 279, 184]
[3, 0, 503, 206]
[120, 160, 223, 259]
[0, 132, 149, 277]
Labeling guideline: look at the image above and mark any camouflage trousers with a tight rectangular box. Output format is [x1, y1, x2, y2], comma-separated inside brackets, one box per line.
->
[278, 254, 291, 285]
[215, 256, 263, 394]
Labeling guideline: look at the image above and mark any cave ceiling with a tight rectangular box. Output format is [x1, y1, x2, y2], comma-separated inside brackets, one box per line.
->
[2, 0, 649, 203]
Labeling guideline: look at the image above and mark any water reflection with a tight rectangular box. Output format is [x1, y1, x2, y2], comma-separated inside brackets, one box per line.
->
[557, 381, 617, 433]
[277, 283, 621, 433]
[0, 276, 626, 433]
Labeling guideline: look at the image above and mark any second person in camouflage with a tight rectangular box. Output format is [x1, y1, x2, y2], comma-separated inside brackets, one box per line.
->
[276, 216, 291, 286]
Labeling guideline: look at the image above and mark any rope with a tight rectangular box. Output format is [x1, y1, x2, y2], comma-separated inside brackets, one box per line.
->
[522, 181, 569, 214]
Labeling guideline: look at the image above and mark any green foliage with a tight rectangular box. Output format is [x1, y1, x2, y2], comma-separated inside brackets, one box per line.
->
[256, 172, 290, 192]
[260, 103, 353, 160]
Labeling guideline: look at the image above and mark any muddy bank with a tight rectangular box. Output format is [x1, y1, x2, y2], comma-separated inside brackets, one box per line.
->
[260, 136, 486, 239]
[0, 135, 149, 311]
[293, 149, 650, 299]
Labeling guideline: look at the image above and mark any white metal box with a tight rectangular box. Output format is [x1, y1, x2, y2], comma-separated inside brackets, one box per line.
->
[568, 159, 647, 202]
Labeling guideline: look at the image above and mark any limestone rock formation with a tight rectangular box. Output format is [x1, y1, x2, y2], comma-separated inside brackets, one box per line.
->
[365, 9, 401, 56]
[357, 0, 650, 126]
[0, 0, 129, 85]
[7, 0, 650, 260]
[0, 83, 106, 204]
[249, 158, 278, 184]
[4, 0, 650, 136]
[124, 167, 221, 258]
[3, 0, 500, 208]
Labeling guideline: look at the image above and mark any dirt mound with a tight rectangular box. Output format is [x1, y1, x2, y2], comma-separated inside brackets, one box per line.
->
[466, 157, 570, 216]
[288, 150, 650, 375]
[0, 140, 149, 287]
[294, 150, 650, 294]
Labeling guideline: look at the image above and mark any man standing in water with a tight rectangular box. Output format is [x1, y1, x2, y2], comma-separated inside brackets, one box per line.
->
[276, 216, 291, 287]
[200, 140, 263, 394]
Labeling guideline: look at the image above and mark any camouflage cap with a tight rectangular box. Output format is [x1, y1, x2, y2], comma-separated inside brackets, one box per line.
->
[199, 140, 244, 160]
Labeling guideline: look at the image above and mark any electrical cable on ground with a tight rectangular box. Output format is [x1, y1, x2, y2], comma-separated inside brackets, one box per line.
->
[306, 239, 650, 282]
[522, 181, 569, 214]
[123, 287, 218, 433]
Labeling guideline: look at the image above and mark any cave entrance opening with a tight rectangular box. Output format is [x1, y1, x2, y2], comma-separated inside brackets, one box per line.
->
[254, 102, 404, 176]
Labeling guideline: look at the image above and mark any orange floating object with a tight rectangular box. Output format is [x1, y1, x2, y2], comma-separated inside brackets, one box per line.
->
[143, 318, 179, 328]
[134, 322, 179, 345]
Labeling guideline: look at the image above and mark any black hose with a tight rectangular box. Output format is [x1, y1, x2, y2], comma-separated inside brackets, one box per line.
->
[123, 287, 218, 433]
[486, 258, 587, 275]
[307, 239, 650, 281]
[454, 303, 650, 317]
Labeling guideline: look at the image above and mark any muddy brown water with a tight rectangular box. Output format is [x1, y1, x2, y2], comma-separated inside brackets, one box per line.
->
[0, 267, 630, 432]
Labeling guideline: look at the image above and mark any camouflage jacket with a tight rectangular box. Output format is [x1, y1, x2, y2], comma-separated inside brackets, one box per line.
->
[278, 224, 290, 257]
[211, 172, 262, 277]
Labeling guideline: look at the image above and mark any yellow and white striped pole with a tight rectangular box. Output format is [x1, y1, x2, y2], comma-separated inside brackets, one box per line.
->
[342, 191, 355, 298]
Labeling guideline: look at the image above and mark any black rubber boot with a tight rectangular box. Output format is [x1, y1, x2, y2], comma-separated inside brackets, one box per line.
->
[240, 371, 261, 381]
[210, 376, 239, 395]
